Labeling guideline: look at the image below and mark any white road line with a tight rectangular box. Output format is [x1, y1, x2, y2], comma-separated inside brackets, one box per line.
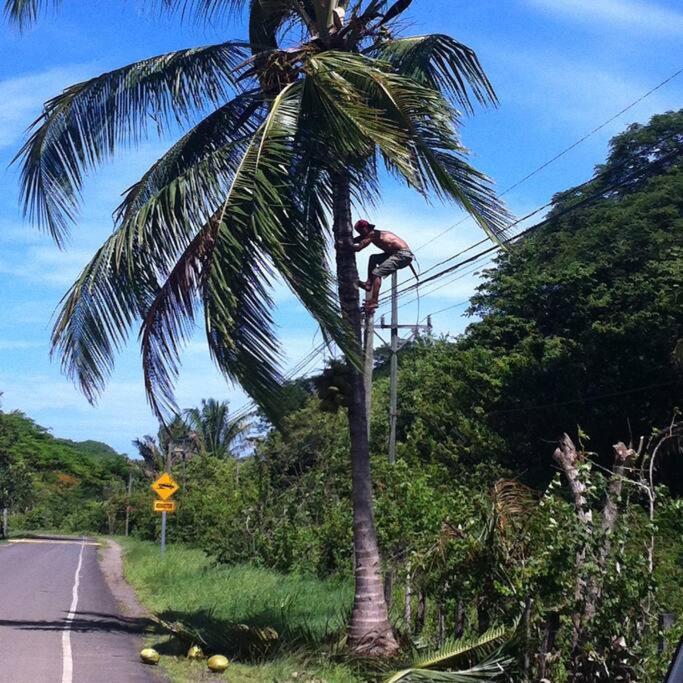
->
[8, 539, 99, 546]
[62, 539, 86, 683]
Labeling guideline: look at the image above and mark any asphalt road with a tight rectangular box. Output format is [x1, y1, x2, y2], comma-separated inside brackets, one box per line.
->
[0, 537, 161, 683]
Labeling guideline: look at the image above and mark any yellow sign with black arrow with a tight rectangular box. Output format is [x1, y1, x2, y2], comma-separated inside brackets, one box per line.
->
[151, 472, 180, 501]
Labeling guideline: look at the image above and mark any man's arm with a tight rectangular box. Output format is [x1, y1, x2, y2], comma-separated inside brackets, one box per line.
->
[336, 235, 373, 252]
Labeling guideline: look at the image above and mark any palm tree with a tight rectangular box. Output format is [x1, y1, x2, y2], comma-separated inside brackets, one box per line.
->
[8, 0, 508, 655]
[183, 398, 250, 458]
[134, 415, 200, 477]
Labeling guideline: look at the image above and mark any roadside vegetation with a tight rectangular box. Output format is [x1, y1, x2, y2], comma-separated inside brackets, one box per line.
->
[121, 538, 358, 682]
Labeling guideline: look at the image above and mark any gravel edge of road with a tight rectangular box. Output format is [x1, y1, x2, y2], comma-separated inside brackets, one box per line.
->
[100, 539, 152, 620]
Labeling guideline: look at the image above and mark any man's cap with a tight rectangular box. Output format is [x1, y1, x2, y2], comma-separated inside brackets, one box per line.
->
[354, 219, 375, 231]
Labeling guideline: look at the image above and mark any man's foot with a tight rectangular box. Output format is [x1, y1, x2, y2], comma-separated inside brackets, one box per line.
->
[357, 279, 371, 292]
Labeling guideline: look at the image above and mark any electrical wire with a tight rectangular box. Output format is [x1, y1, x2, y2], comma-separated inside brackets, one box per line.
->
[412, 65, 683, 253]
[377, 143, 682, 307]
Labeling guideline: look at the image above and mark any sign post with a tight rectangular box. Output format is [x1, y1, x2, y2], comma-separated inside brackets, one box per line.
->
[151, 472, 180, 555]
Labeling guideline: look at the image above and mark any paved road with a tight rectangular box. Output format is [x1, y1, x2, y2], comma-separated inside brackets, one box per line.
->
[0, 537, 161, 683]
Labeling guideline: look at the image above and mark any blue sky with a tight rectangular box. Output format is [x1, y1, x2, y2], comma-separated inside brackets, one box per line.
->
[0, 0, 681, 455]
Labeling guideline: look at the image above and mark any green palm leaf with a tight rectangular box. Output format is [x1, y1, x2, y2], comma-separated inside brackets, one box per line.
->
[371, 34, 497, 113]
[384, 660, 508, 682]
[14, 40, 247, 244]
[303, 52, 416, 180]
[50, 238, 152, 404]
[384, 625, 510, 683]
[309, 51, 510, 241]
[115, 91, 263, 233]
[156, 0, 249, 24]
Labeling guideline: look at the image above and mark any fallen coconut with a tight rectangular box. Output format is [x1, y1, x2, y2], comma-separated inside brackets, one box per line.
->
[139, 648, 160, 665]
[207, 654, 229, 673]
[187, 644, 204, 660]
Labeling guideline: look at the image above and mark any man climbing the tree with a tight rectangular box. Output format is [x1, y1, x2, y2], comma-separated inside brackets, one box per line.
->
[340, 219, 414, 314]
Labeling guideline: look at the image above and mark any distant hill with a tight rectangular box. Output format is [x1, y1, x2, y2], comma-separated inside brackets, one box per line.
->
[55, 438, 123, 460]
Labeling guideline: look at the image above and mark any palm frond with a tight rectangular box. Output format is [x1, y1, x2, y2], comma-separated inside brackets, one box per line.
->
[115, 91, 263, 232]
[378, 0, 413, 27]
[156, 0, 248, 24]
[140, 82, 304, 421]
[411, 625, 509, 671]
[372, 34, 497, 113]
[50, 238, 152, 404]
[303, 52, 416, 180]
[492, 479, 539, 532]
[183, 398, 250, 456]
[3, 0, 60, 28]
[15, 41, 247, 244]
[140, 219, 218, 420]
[385, 659, 509, 683]
[113, 93, 264, 276]
[201, 82, 305, 422]
[309, 51, 510, 241]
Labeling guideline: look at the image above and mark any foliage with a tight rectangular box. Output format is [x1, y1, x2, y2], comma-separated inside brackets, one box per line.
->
[0, 407, 131, 532]
[464, 109, 683, 484]
[7, 0, 508, 425]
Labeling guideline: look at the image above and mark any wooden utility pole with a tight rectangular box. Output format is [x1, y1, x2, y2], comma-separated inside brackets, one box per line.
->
[124, 469, 133, 537]
[380, 274, 431, 606]
[380, 275, 432, 463]
[363, 289, 375, 439]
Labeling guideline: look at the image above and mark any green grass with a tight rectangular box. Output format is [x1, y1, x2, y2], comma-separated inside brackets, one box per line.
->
[119, 538, 363, 682]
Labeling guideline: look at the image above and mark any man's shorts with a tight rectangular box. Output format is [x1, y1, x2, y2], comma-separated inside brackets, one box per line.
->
[371, 249, 414, 278]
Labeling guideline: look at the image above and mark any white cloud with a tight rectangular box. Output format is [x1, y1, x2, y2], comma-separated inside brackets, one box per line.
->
[525, 0, 683, 35]
[0, 65, 94, 148]
[0, 244, 94, 287]
[490, 47, 674, 131]
[0, 339, 44, 351]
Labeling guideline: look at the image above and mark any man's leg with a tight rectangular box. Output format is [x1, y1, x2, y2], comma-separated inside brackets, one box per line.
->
[358, 254, 388, 292]
[362, 252, 412, 312]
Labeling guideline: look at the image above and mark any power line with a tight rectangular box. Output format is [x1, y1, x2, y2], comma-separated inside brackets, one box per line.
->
[413, 65, 683, 253]
[403, 126, 682, 292]
[380, 144, 682, 307]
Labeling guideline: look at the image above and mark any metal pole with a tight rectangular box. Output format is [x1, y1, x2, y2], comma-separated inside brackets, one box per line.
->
[124, 470, 132, 537]
[388, 271, 398, 464]
[161, 447, 171, 556]
[160, 512, 167, 555]
[2, 507, 8, 538]
[363, 290, 375, 439]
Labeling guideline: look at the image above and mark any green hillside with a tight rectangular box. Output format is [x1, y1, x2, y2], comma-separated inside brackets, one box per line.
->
[0, 409, 130, 532]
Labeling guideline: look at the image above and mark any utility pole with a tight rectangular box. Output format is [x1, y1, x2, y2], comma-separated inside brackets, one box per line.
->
[380, 274, 432, 464]
[363, 290, 375, 438]
[124, 469, 133, 537]
[2, 506, 8, 539]
[379, 273, 431, 606]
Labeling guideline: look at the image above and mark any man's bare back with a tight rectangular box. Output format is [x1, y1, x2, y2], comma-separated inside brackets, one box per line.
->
[369, 230, 410, 253]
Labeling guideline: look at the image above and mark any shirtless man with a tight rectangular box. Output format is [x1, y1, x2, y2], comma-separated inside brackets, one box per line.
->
[339, 219, 414, 313]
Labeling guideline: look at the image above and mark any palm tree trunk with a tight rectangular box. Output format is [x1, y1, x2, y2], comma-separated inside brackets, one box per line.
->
[331, 171, 398, 656]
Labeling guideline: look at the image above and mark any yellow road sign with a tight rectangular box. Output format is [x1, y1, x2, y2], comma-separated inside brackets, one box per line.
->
[151, 472, 180, 501]
[153, 500, 177, 513]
